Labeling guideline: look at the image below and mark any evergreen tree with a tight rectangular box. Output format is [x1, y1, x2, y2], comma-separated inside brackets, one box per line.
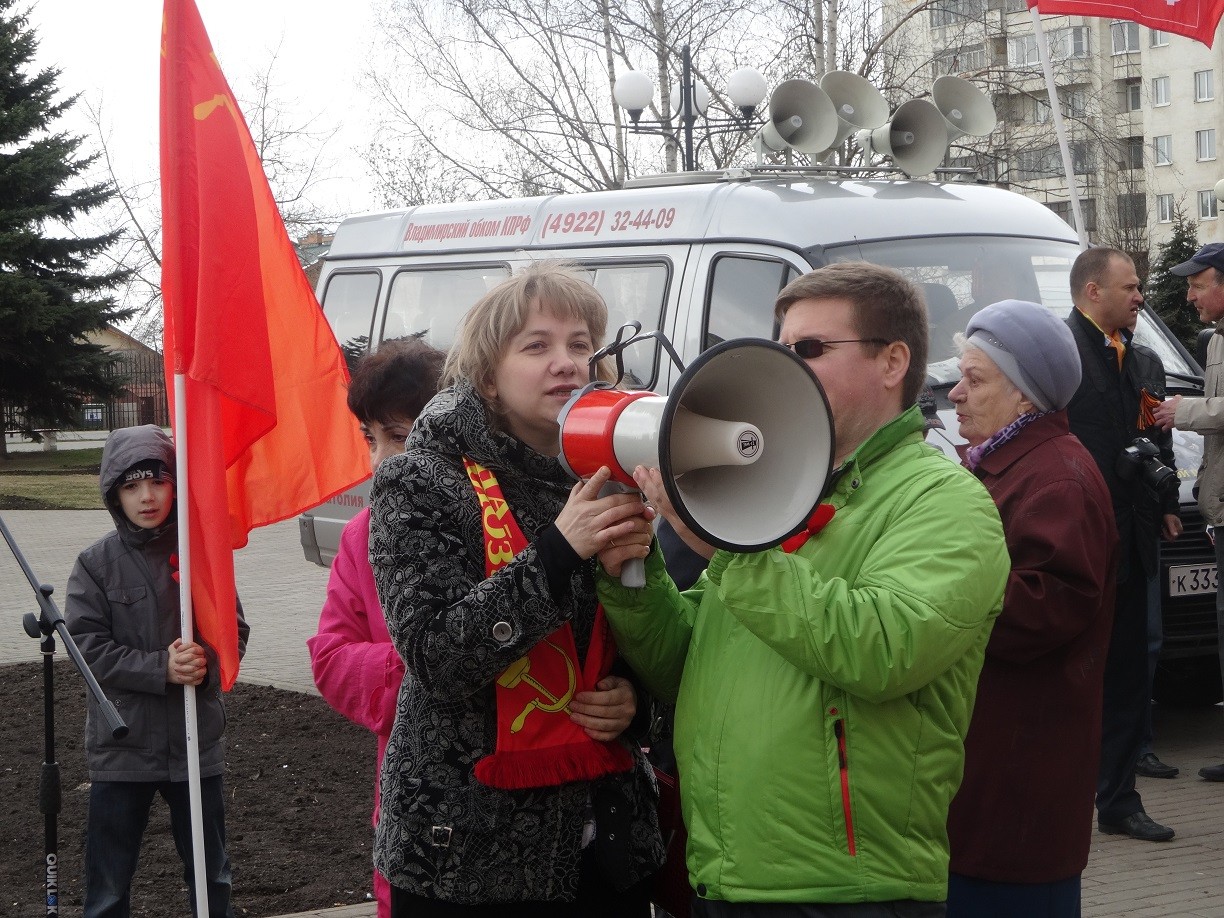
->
[0, 0, 131, 457]
[1146, 207, 1201, 356]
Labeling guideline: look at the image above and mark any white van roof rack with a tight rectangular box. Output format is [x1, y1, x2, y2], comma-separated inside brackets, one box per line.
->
[622, 165, 978, 189]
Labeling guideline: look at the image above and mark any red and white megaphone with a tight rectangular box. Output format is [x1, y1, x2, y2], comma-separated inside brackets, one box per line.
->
[558, 336, 836, 586]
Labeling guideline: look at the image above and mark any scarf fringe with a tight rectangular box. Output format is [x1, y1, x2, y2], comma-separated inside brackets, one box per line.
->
[475, 740, 634, 790]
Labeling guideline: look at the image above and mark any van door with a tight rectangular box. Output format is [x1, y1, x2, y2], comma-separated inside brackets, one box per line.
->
[671, 245, 810, 381]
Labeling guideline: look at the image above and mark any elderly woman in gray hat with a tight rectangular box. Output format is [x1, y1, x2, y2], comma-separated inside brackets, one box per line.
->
[944, 300, 1119, 918]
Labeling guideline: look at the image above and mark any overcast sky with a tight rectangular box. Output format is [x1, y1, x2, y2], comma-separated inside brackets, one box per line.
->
[25, 0, 382, 216]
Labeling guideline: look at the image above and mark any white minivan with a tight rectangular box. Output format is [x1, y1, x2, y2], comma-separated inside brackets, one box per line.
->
[300, 166, 1218, 704]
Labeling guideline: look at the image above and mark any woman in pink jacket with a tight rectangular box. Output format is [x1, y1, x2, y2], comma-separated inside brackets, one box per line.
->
[307, 337, 445, 918]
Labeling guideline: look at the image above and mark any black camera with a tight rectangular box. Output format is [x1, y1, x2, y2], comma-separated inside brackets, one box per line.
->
[1116, 437, 1180, 500]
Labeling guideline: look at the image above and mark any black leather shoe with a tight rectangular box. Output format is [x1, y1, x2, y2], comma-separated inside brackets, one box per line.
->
[1135, 752, 1179, 778]
[1098, 811, 1175, 841]
[1199, 762, 1224, 781]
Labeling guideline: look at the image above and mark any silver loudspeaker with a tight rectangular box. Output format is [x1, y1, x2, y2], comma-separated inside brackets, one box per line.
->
[756, 79, 838, 155]
[821, 71, 890, 148]
[931, 75, 997, 142]
[855, 99, 950, 178]
[558, 339, 835, 555]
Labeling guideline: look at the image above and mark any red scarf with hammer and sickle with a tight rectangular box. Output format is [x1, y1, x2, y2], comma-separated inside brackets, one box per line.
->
[464, 458, 633, 790]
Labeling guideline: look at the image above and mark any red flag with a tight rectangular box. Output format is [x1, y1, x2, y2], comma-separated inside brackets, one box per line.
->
[1026, 0, 1224, 47]
[159, 0, 370, 690]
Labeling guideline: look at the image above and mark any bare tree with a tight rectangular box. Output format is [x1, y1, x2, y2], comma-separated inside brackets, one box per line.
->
[76, 48, 348, 341]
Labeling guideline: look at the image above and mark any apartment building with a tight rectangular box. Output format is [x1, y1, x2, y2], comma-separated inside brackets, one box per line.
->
[889, 0, 1224, 268]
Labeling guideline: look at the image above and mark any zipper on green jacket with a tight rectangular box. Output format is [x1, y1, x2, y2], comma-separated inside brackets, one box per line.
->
[832, 714, 857, 856]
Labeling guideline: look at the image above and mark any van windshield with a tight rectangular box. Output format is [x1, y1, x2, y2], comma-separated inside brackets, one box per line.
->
[823, 236, 1197, 385]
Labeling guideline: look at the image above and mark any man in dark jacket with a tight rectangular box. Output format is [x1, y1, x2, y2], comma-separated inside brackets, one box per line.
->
[66, 425, 250, 916]
[1066, 247, 1181, 842]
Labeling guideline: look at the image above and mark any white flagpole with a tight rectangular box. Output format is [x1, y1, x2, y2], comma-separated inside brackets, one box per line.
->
[1030, 7, 1089, 250]
[174, 371, 210, 918]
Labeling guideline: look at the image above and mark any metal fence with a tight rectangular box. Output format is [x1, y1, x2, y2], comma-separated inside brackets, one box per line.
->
[84, 349, 170, 430]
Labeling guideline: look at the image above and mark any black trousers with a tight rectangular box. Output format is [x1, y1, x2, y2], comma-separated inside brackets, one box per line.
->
[389, 846, 651, 918]
[692, 900, 945, 918]
[1096, 554, 1149, 823]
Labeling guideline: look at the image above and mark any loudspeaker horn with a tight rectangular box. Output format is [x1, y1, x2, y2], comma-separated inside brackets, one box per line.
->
[931, 75, 996, 142]
[558, 339, 835, 561]
[756, 79, 838, 155]
[821, 71, 889, 148]
[855, 98, 949, 178]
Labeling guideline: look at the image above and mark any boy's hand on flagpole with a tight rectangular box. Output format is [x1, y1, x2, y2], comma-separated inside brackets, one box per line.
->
[167, 638, 207, 686]
[569, 675, 636, 741]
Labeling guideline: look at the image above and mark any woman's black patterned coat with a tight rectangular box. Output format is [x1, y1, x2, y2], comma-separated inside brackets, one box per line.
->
[368, 381, 664, 904]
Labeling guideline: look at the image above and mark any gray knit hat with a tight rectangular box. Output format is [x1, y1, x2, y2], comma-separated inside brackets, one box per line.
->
[964, 299, 1082, 412]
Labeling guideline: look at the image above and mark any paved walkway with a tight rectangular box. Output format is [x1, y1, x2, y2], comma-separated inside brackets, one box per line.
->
[4, 509, 1224, 915]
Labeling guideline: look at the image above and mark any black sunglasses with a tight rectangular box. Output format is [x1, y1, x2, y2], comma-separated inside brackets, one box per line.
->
[785, 338, 889, 359]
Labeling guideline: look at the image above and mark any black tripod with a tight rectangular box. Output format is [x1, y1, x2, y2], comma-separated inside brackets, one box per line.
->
[1, 513, 127, 917]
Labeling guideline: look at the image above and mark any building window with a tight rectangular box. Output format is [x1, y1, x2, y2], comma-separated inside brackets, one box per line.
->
[1123, 81, 1142, 111]
[1014, 144, 1091, 181]
[1008, 34, 1040, 66]
[1200, 190, 1219, 219]
[1152, 76, 1170, 106]
[1117, 193, 1147, 228]
[1122, 137, 1144, 169]
[929, 0, 988, 27]
[1196, 70, 1214, 101]
[1064, 88, 1088, 117]
[1045, 199, 1098, 232]
[1157, 194, 1175, 223]
[934, 44, 987, 77]
[1035, 98, 1051, 124]
[1150, 29, 1168, 47]
[1154, 134, 1173, 165]
[1051, 26, 1090, 59]
[1112, 21, 1140, 53]
[1197, 129, 1217, 160]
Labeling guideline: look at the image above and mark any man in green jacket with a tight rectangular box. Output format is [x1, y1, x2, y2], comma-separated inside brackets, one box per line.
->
[597, 262, 1009, 916]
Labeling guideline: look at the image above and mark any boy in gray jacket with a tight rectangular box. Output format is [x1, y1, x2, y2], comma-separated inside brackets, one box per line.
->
[66, 425, 249, 918]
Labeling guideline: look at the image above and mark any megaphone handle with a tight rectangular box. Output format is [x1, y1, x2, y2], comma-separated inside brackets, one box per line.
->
[620, 557, 646, 589]
[597, 480, 647, 589]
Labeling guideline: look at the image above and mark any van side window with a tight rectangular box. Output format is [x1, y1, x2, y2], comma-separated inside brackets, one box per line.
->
[587, 263, 669, 389]
[320, 271, 381, 370]
[706, 256, 799, 349]
[384, 266, 511, 349]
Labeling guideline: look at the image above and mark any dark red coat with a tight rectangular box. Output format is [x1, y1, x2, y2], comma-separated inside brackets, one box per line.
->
[947, 411, 1117, 883]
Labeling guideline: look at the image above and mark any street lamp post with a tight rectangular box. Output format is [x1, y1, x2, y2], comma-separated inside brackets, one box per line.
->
[614, 45, 768, 172]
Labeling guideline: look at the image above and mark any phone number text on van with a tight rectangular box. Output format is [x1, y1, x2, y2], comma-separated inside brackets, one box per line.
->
[539, 207, 679, 239]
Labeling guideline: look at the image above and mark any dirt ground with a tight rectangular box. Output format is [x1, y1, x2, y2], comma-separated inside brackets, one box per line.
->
[0, 660, 376, 917]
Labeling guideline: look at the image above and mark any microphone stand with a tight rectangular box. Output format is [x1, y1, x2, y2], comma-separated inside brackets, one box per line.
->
[1, 513, 127, 917]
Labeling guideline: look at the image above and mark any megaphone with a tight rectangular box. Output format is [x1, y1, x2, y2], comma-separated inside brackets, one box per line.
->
[558, 339, 835, 586]
[931, 75, 996, 142]
[855, 98, 949, 178]
[756, 79, 838, 155]
[821, 71, 889, 148]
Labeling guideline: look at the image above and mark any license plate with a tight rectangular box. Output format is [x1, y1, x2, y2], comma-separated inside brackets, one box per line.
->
[1168, 564, 1219, 597]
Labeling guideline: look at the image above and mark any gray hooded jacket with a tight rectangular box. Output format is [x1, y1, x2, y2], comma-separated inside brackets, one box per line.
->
[65, 425, 250, 781]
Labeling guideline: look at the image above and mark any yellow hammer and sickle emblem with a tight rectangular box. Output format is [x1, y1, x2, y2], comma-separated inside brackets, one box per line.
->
[496, 639, 577, 733]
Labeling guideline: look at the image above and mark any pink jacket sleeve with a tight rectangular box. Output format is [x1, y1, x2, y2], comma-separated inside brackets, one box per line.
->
[307, 509, 404, 738]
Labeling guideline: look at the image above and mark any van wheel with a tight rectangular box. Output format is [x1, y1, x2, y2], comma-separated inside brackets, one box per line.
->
[1152, 657, 1223, 707]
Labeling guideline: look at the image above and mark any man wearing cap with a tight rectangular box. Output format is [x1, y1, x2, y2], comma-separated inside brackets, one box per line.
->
[947, 300, 1116, 916]
[1153, 242, 1224, 781]
[1066, 247, 1182, 842]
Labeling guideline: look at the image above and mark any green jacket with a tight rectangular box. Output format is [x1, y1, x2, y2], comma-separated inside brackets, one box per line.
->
[598, 406, 1008, 904]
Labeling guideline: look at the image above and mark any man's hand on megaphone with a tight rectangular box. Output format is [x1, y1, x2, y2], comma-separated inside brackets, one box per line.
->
[555, 465, 654, 564]
[633, 466, 716, 562]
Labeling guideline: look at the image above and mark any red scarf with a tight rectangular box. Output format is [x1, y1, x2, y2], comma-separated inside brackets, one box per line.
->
[780, 504, 837, 553]
[464, 458, 633, 790]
